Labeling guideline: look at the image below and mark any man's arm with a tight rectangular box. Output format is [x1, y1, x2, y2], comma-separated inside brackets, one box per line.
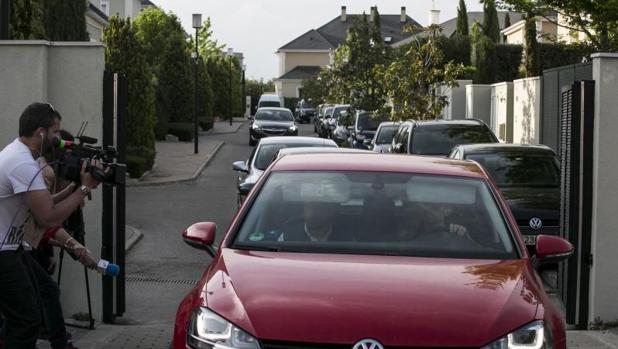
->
[51, 182, 76, 203]
[25, 189, 88, 228]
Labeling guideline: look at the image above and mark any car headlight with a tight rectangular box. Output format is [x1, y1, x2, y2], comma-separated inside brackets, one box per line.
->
[251, 124, 260, 130]
[188, 308, 260, 349]
[289, 125, 297, 131]
[481, 321, 552, 349]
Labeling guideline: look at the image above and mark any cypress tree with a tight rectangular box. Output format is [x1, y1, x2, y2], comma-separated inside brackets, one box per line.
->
[455, 0, 469, 36]
[44, 0, 88, 41]
[9, 0, 46, 39]
[524, 15, 540, 77]
[482, 0, 500, 43]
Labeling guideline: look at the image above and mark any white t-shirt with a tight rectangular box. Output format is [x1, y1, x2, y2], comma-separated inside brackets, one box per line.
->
[0, 139, 47, 251]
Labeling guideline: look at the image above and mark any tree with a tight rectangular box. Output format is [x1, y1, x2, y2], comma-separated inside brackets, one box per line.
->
[301, 74, 329, 105]
[524, 15, 540, 77]
[328, 9, 389, 111]
[376, 29, 465, 121]
[495, 0, 618, 51]
[483, 0, 501, 43]
[104, 16, 157, 153]
[44, 0, 88, 41]
[197, 17, 225, 59]
[455, 0, 469, 36]
[159, 37, 194, 123]
[472, 22, 498, 83]
[8, 0, 45, 39]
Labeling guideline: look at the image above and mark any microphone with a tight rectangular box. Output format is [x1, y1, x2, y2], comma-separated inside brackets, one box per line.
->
[52, 137, 74, 150]
[95, 259, 120, 277]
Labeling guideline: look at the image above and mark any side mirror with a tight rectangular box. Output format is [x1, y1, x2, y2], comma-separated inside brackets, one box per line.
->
[535, 235, 574, 266]
[239, 181, 255, 196]
[233, 161, 249, 173]
[182, 222, 217, 257]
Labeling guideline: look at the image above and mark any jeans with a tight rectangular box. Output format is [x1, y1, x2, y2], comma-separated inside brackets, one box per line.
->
[0, 251, 69, 349]
[0, 251, 42, 349]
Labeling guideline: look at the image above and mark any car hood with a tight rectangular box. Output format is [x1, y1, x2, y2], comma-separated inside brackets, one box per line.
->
[203, 250, 540, 347]
[254, 120, 294, 128]
[501, 187, 560, 220]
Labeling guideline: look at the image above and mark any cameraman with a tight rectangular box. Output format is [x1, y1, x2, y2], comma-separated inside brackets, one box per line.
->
[0, 103, 99, 349]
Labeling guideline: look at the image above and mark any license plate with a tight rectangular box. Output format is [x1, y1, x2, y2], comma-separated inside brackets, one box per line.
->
[523, 235, 537, 246]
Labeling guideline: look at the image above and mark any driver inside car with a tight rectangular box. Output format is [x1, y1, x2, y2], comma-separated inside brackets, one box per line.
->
[275, 201, 354, 242]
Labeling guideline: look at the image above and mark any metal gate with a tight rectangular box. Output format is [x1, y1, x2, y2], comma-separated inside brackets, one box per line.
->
[102, 71, 127, 323]
[542, 63, 592, 152]
[559, 80, 595, 328]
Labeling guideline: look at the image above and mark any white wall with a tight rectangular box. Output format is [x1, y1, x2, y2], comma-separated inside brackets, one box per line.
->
[490, 82, 514, 143]
[589, 53, 618, 322]
[0, 41, 105, 319]
[466, 84, 492, 125]
[513, 77, 542, 144]
[439, 80, 471, 120]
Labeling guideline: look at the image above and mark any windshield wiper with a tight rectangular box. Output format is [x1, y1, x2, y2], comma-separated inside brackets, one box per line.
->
[233, 244, 281, 252]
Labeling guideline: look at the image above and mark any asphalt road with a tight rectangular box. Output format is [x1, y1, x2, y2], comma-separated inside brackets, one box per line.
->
[120, 122, 317, 339]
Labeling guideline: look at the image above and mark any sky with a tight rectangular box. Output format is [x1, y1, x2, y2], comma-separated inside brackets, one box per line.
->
[151, 1, 484, 81]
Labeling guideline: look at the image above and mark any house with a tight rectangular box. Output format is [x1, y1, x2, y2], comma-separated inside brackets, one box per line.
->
[393, 10, 523, 47]
[556, 14, 588, 44]
[501, 16, 558, 45]
[275, 6, 420, 99]
[99, 0, 146, 20]
[86, 2, 109, 42]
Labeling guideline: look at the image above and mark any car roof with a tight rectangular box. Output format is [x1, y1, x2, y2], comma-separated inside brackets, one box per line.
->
[277, 147, 370, 157]
[258, 136, 337, 146]
[334, 104, 351, 108]
[256, 107, 291, 112]
[271, 153, 486, 179]
[378, 121, 401, 127]
[402, 119, 487, 127]
[456, 143, 556, 155]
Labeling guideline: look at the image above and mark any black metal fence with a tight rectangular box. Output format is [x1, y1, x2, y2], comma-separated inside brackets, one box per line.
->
[559, 80, 595, 328]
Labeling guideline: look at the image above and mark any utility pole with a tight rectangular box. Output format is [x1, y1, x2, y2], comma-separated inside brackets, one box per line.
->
[192, 14, 202, 154]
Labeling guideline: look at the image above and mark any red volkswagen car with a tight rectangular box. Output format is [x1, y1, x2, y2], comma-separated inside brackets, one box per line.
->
[173, 154, 573, 349]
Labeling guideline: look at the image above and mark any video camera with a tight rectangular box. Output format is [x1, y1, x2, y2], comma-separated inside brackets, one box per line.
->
[52, 134, 126, 186]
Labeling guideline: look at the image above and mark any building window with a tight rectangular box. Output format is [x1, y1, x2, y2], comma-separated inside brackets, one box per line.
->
[100, 0, 109, 16]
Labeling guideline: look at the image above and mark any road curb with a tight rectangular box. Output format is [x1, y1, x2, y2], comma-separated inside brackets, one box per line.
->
[125, 225, 143, 252]
[128, 141, 225, 187]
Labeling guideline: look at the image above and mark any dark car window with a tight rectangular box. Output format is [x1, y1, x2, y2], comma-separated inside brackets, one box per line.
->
[357, 113, 383, 131]
[411, 125, 496, 156]
[301, 101, 313, 109]
[233, 171, 516, 259]
[324, 108, 334, 118]
[467, 153, 560, 187]
[376, 126, 398, 144]
[255, 143, 325, 170]
[259, 101, 281, 108]
[255, 109, 294, 122]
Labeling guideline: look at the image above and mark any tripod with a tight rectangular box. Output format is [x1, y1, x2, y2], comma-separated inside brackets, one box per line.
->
[56, 209, 95, 330]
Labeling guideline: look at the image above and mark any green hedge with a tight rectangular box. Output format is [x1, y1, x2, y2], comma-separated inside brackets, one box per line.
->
[437, 35, 471, 66]
[168, 122, 194, 142]
[126, 155, 147, 179]
[127, 146, 156, 170]
[539, 43, 596, 71]
[496, 44, 523, 82]
[199, 116, 214, 131]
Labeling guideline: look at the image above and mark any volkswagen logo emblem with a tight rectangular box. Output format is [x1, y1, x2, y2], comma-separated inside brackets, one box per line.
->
[353, 339, 384, 349]
[529, 217, 543, 230]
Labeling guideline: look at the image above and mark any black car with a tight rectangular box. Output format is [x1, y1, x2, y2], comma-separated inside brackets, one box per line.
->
[390, 119, 499, 156]
[249, 108, 298, 146]
[449, 143, 560, 250]
[295, 99, 316, 124]
[349, 111, 388, 149]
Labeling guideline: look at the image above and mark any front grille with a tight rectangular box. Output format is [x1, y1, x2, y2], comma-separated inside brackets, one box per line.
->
[261, 340, 473, 349]
[516, 219, 559, 227]
[263, 128, 287, 134]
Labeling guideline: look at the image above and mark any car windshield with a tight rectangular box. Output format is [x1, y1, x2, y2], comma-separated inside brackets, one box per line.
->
[324, 108, 334, 118]
[411, 125, 496, 156]
[259, 101, 281, 108]
[255, 109, 294, 122]
[467, 153, 560, 187]
[255, 144, 328, 170]
[233, 171, 517, 259]
[357, 114, 383, 131]
[301, 101, 313, 109]
[332, 107, 348, 119]
[376, 126, 398, 144]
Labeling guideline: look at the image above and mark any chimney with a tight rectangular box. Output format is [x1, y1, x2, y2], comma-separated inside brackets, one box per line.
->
[400, 6, 407, 23]
[341, 6, 347, 22]
[429, 9, 440, 25]
[370, 6, 376, 22]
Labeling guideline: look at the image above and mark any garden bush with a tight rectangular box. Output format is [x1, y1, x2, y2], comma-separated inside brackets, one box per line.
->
[167, 122, 194, 142]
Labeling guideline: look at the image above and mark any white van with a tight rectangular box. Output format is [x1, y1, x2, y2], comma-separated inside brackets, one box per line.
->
[257, 94, 283, 109]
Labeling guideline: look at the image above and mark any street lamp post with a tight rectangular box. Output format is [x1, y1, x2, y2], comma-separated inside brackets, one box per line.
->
[242, 64, 246, 118]
[192, 13, 202, 154]
[227, 48, 234, 126]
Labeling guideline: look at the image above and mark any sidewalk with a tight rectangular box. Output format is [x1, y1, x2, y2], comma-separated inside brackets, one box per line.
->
[128, 139, 224, 186]
[207, 117, 247, 134]
[568, 329, 618, 348]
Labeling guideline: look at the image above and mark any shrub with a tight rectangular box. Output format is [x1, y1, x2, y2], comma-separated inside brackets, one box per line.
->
[496, 44, 523, 82]
[539, 43, 596, 71]
[127, 146, 156, 170]
[126, 155, 147, 179]
[199, 116, 214, 131]
[168, 122, 194, 142]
